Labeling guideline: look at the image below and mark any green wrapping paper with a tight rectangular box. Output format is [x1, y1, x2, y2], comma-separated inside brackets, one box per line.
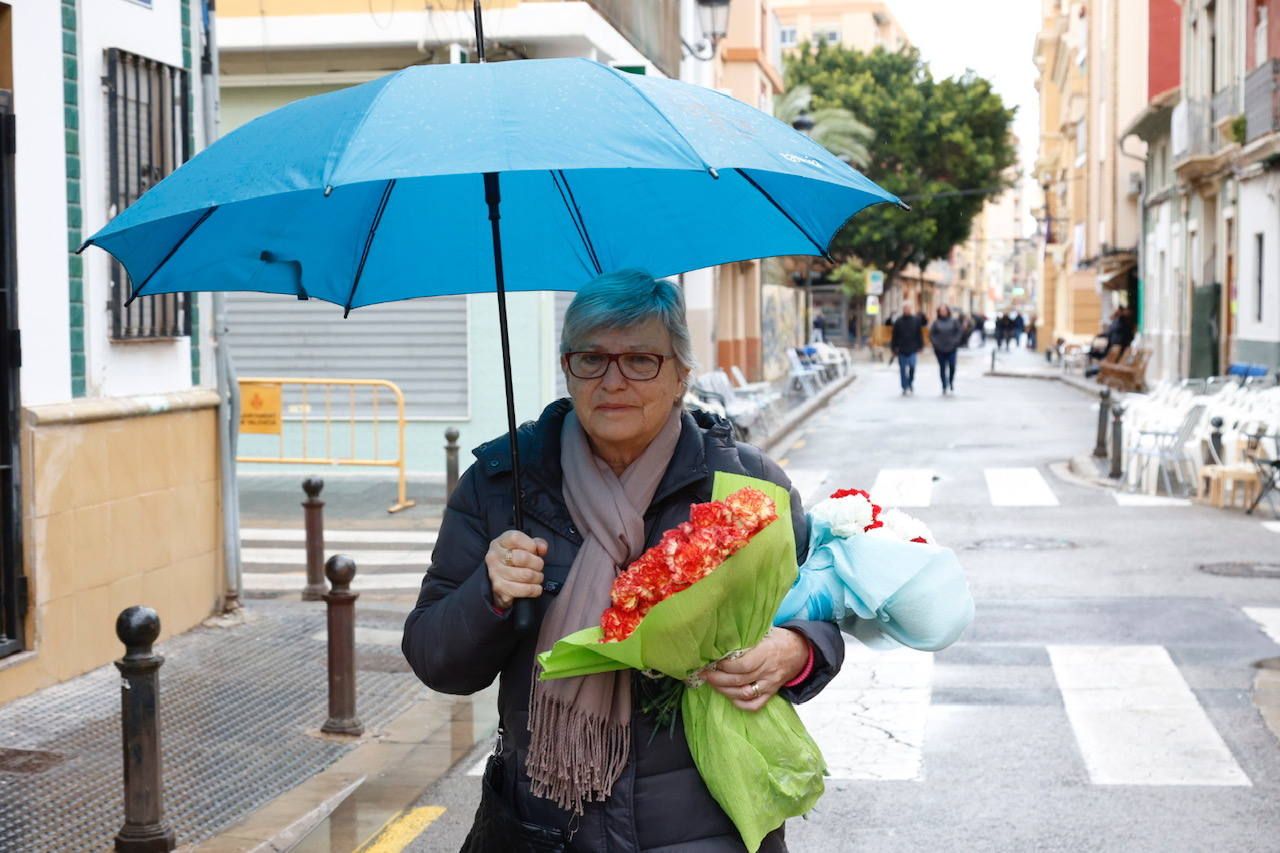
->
[536, 472, 826, 852]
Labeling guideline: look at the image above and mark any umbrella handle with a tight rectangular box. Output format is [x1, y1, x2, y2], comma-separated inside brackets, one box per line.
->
[514, 599, 535, 633]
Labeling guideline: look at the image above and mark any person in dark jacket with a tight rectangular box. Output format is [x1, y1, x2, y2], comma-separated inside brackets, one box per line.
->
[402, 270, 843, 853]
[930, 305, 963, 394]
[891, 302, 926, 395]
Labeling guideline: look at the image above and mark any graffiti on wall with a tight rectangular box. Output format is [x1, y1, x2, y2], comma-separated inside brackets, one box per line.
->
[762, 284, 804, 381]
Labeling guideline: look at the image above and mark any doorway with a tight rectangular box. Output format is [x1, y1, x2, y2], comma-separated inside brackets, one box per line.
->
[0, 3, 25, 658]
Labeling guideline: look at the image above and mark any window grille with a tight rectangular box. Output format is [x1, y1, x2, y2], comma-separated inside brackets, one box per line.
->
[104, 48, 192, 340]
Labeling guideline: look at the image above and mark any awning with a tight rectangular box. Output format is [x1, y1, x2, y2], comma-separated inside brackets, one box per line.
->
[1096, 257, 1136, 291]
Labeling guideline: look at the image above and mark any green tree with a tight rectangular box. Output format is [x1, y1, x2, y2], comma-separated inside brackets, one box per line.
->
[786, 43, 1017, 289]
[773, 84, 873, 168]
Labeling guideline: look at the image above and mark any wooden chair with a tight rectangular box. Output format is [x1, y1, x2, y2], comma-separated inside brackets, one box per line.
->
[1100, 348, 1150, 392]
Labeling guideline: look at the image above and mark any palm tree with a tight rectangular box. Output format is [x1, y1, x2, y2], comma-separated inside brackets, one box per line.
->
[774, 85, 873, 169]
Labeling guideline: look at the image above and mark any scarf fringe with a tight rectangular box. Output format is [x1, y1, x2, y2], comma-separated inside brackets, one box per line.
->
[526, 686, 631, 815]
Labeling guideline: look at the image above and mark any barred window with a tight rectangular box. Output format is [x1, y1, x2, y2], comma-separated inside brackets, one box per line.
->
[104, 48, 192, 340]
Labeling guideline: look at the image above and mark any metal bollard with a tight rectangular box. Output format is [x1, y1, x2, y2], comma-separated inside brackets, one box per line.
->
[1209, 416, 1225, 464]
[302, 478, 326, 602]
[990, 346, 997, 372]
[445, 428, 460, 501]
[114, 607, 176, 852]
[1093, 388, 1112, 458]
[1109, 404, 1125, 480]
[322, 555, 364, 736]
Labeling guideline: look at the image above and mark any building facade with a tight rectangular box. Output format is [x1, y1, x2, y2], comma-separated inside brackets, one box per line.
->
[771, 0, 908, 54]
[1, 0, 224, 704]
[1234, 0, 1280, 368]
[1035, 0, 1106, 346]
[1122, 0, 1181, 382]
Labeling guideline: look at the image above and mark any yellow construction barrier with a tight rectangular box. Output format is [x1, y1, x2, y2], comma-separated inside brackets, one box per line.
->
[237, 377, 417, 513]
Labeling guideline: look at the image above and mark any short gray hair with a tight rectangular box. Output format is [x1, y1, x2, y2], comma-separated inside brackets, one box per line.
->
[560, 269, 696, 379]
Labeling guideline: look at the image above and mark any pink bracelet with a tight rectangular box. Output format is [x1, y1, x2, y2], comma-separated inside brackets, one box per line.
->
[784, 643, 815, 688]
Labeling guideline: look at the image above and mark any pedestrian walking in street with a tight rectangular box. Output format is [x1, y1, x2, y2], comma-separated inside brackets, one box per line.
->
[403, 271, 842, 853]
[891, 302, 926, 395]
[812, 312, 826, 343]
[1012, 311, 1026, 347]
[930, 305, 963, 394]
[1026, 314, 1038, 350]
[995, 312, 1013, 350]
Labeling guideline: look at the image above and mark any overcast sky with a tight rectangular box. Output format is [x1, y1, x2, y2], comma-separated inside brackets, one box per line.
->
[890, 0, 1042, 224]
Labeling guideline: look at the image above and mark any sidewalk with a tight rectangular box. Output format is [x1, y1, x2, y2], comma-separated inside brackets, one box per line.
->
[984, 343, 1108, 398]
[0, 596, 489, 852]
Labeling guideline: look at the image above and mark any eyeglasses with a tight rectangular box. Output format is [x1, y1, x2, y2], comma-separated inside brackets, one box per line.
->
[563, 351, 673, 381]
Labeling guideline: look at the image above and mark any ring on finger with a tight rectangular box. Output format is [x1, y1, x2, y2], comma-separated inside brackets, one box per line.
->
[501, 547, 514, 566]
[747, 681, 761, 700]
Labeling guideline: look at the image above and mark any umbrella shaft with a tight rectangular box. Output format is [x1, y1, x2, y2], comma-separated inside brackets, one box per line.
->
[485, 171, 524, 533]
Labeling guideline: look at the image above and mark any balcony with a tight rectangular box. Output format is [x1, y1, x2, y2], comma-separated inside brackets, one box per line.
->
[1245, 59, 1280, 143]
[1171, 98, 1210, 160]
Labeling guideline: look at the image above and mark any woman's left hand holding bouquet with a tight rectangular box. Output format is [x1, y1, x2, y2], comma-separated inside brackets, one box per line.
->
[703, 628, 810, 711]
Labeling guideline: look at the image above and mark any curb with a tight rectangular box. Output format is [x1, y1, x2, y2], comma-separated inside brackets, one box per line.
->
[1057, 453, 1121, 491]
[761, 372, 857, 453]
[197, 685, 498, 852]
[985, 369, 1109, 399]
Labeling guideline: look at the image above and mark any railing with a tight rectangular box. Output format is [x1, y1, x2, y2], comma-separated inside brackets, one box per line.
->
[1210, 83, 1239, 149]
[1246, 59, 1280, 143]
[236, 378, 416, 513]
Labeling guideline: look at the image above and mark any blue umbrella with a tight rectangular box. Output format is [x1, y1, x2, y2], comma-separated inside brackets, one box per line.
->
[82, 9, 902, 629]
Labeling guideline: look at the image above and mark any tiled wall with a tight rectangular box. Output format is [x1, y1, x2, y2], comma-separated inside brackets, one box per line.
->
[0, 396, 222, 704]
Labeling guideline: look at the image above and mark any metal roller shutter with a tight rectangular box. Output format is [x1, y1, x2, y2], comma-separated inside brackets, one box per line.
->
[223, 292, 469, 419]
[554, 291, 573, 399]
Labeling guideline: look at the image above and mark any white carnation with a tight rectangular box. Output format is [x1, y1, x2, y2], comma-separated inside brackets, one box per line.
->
[867, 508, 935, 544]
[811, 493, 878, 538]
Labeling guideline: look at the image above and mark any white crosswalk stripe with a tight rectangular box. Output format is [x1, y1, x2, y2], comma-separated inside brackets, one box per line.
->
[984, 467, 1059, 507]
[1048, 645, 1250, 786]
[242, 571, 423, 591]
[239, 526, 436, 591]
[241, 527, 438, 545]
[1112, 493, 1191, 507]
[796, 641, 933, 781]
[1244, 607, 1280, 645]
[870, 468, 935, 507]
[782, 468, 831, 506]
[241, 547, 431, 567]
[1262, 521, 1280, 534]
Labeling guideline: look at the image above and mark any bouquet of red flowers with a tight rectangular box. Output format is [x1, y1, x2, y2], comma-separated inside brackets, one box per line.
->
[537, 473, 824, 853]
[601, 487, 778, 642]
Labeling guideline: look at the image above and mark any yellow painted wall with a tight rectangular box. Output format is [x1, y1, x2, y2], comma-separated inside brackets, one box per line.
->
[0, 399, 223, 705]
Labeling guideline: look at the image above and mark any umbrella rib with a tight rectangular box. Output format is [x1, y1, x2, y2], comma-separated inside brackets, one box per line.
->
[124, 205, 218, 307]
[593, 60, 716, 177]
[343, 179, 397, 318]
[734, 169, 834, 262]
[551, 170, 602, 275]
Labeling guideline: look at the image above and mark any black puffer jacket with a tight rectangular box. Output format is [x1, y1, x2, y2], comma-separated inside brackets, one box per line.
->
[402, 400, 844, 852]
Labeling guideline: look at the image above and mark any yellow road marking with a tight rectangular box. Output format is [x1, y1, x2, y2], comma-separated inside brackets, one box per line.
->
[790, 439, 807, 450]
[360, 806, 446, 853]
[777, 458, 789, 467]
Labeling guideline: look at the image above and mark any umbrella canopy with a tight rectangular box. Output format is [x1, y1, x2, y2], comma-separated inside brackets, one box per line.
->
[82, 58, 901, 310]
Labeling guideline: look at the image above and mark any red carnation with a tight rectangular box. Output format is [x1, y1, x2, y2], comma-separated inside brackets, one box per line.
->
[600, 487, 778, 642]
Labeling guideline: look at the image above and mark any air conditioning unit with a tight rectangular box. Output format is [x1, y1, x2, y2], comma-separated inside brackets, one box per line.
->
[1127, 172, 1143, 197]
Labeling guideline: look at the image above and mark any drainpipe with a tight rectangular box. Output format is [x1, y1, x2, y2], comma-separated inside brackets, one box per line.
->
[199, 0, 242, 612]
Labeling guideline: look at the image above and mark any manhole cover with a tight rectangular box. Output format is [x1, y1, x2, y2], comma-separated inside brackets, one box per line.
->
[1198, 562, 1280, 579]
[965, 536, 1077, 551]
[0, 747, 64, 775]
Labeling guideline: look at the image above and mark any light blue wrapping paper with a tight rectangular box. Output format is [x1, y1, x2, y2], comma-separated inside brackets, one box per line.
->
[774, 517, 974, 651]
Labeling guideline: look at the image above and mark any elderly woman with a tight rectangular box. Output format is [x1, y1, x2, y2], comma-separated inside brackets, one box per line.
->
[402, 270, 843, 852]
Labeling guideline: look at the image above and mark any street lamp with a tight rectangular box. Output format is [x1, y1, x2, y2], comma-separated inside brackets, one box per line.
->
[684, 0, 731, 61]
